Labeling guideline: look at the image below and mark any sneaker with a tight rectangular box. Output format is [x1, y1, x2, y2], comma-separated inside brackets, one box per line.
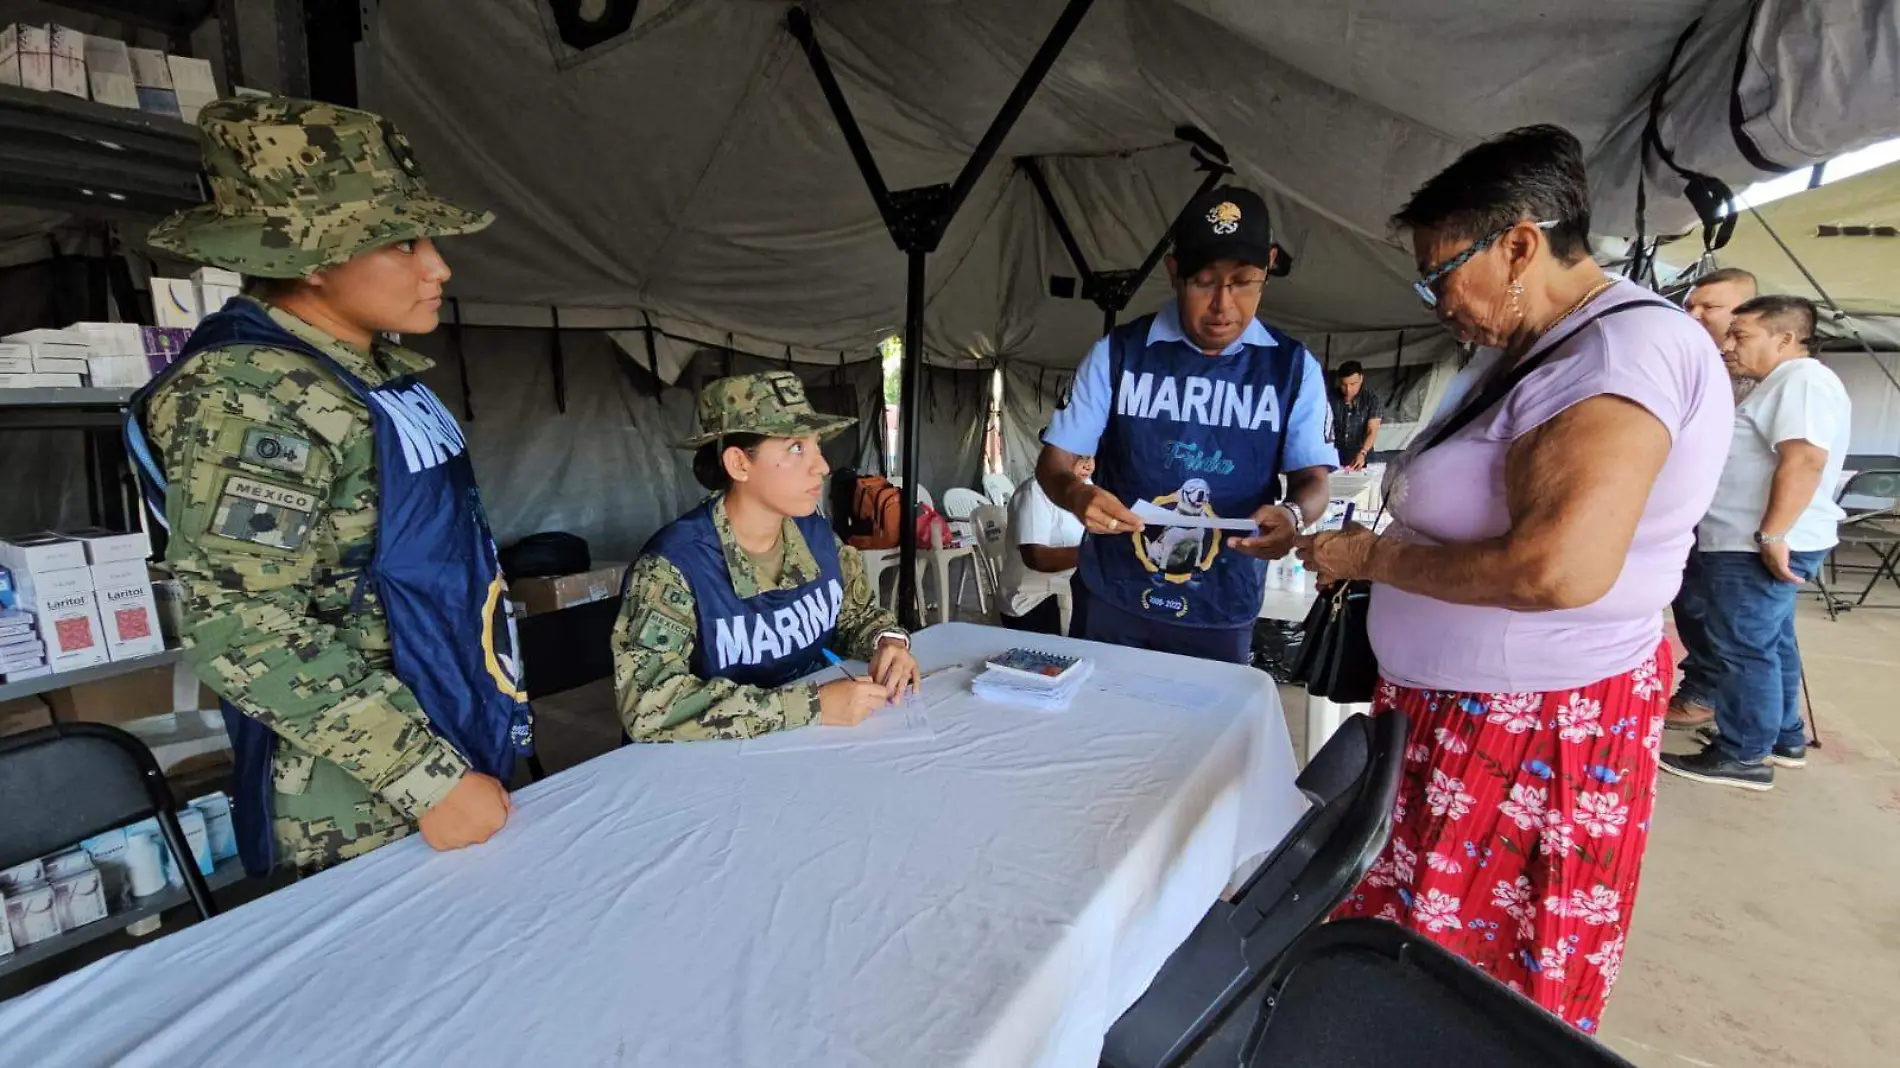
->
[1659, 746, 1775, 791]
[1665, 700, 1716, 732]
[1768, 742, 1808, 769]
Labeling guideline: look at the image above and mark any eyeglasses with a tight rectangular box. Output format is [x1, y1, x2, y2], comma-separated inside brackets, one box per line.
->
[1412, 219, 1560, 308]
[1183, 277, 1267, 298]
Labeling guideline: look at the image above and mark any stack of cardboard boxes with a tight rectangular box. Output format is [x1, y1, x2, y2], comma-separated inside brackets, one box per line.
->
[0, 529, 163, 680]
[0, 23, 218, 123]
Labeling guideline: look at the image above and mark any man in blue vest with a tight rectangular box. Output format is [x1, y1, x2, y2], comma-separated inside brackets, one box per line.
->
[1036, 186, 1336, 662]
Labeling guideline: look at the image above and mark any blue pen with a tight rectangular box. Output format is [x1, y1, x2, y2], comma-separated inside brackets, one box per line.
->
[821, 648, 858, 680]
[1341, 502, 1356, 528]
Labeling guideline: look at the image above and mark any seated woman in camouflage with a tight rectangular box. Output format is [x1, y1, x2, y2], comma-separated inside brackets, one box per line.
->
[613, 372, 921, 741]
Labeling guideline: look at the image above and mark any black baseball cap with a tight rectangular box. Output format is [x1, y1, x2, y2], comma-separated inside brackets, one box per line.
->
[1172, 185, 1273, 278]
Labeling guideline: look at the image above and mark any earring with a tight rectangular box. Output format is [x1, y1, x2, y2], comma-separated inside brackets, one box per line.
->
[1508, 279, 1524, 315]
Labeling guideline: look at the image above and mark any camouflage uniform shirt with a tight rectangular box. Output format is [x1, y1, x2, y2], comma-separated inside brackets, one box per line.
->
[613, 496, 903, 741]
[148, 298, 468, 871]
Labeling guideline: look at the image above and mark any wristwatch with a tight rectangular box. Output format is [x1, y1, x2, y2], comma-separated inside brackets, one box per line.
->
[1278, 501, 1307, 533]
[873, 628, 911, 649]
[1753, 531, 1786, 546]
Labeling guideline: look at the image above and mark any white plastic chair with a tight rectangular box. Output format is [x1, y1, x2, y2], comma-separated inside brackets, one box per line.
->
[969, 503, 1009, 617]
[983, 472, 1016, 506]
[942, 487, 988, 521]
[922, 519, 983, 624]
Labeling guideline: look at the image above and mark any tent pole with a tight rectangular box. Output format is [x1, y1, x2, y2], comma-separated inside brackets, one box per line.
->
[941, 0, 1098, 222]
[899, 251, 927, 628]
[1019, 158, 1094, 280]
[1747, 205, 1900, 397]
[785, 8, 894, 223]
[448, 297, 474, 421]
[549, 306, 567, 414]
[789, 0, 1101, 629]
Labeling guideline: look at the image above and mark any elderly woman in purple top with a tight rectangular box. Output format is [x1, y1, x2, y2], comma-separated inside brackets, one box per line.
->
[1297, 126, 1731, 1031]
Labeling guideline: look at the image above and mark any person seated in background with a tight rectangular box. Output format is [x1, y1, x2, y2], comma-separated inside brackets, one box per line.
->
[1329, 360, 1384, 471]
[999, 448, 1094, 635]
[1662, 296, 1848, 791]
[612, 372, 920, 742]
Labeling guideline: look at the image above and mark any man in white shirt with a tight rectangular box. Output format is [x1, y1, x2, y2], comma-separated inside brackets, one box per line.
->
[1000, 452, 1093, 635]
[1667, 268, 1758, 730]
[1662, 296, 1849, 792]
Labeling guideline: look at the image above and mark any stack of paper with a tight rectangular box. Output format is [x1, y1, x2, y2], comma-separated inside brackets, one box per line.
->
[973, 659, 1095, 711]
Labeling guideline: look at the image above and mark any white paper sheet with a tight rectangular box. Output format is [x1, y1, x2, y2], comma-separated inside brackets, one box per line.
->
[1090, 670, 1230, 712]
[1131, 499, 1260, 532]
[739, 705, 934, 754]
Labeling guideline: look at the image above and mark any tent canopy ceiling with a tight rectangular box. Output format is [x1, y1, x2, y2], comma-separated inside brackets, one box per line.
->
[370, 0, 1900, 370]
[1709, 159, 1900, 316]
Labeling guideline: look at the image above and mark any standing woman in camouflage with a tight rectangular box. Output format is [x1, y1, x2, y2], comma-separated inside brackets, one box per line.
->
[613, 372, 920, 741]
[127, 98, 529, 876]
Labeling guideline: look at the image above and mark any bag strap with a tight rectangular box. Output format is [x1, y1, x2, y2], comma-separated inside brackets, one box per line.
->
[1417, 298, 1676, 455]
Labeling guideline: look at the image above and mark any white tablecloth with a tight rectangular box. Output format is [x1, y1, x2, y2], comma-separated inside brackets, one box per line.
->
[0, 623, 1306, 1068]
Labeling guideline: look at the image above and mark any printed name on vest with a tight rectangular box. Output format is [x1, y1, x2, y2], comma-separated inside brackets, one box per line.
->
[370, 383, 468, 474]
[1118, 371, 1281, 431]
[711, 578, 844, 670]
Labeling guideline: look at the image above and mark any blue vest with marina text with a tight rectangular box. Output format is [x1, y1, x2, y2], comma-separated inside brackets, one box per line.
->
[124, 300, 532, 877]
[1077, 312, 1303, 629]
[644, 499, 843, 689]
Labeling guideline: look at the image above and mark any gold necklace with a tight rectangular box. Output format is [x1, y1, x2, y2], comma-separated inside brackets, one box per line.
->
[1538, 277, 1618, 339]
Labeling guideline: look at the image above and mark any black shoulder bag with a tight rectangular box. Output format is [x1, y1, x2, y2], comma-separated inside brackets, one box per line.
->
[1291, 298, 1675, 702]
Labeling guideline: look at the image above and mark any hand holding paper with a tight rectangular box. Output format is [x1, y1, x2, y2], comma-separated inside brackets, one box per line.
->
[1130, 498, 1260, 532]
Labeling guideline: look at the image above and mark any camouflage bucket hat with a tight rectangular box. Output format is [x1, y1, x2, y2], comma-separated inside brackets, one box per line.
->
[148, 96, 494, 278]
[678, 372, 856, 448]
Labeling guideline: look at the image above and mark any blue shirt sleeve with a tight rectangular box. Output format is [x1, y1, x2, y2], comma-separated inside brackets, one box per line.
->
[1282, 348, 1340, 471]
[1041, 336, 1112, 456]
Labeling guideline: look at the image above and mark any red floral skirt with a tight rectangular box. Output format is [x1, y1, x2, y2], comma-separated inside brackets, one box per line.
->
[1331, 642, 1673, 1034]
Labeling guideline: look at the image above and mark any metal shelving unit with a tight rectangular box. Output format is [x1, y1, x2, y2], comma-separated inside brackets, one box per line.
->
[0, 858, 244, 979]
[0, 647, 183, 704]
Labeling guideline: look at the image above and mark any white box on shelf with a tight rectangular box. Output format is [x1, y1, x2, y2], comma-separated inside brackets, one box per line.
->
[86, 354, 152, 388]
[196, 283, 240, 315]
[190, 267, 241, 289]
[30, 355, 89, 376]
[67, 527, 151, 566]
[88, 558, 148, 589]
[41, 850, 92, 880]
[166, 54, 216, 124]
[189, 794, 237, 861]
[47, 25, 85, 98]
[3, 327, 89, 345]
[97, 580, 163, 661]
[51, 869, 108, 929]
[0, 373, 83, 388]
[5, 881, 60, 947]
[127, 46, 180, 119]
[0, 351, 29, 374]
[18, 577, 109, 670]
[0, 858, 43, 894]
[82, 34, 136, 108]
[0, 533, 87, 576]
[1, 24, 52, 92]
[72, 322, 144, 356]
[152, 278, 200, 328]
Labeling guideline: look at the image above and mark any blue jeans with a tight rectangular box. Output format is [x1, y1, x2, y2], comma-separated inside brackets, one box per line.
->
[1701, 549, 1827, 762]
[1671, 550, 1721, 708]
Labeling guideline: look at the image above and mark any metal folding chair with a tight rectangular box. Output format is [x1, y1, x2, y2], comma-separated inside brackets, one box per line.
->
[0, 722, 218, 921]
[1100, 711, 1408, 1068]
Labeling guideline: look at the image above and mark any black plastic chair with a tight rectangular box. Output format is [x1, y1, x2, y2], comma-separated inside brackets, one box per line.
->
[0, 722, 219, 920]
[1241, 919, 1637, 1067]
[1100, 710, 1408, 1068]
